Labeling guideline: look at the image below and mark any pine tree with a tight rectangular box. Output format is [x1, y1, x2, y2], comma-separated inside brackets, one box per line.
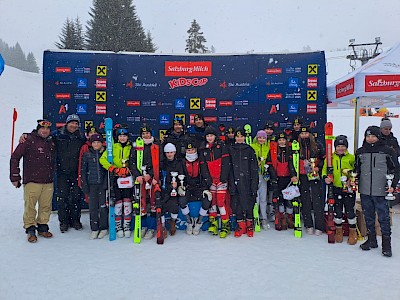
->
[26, 52, 40, 73]
[11, 42, 27, 70]
[86, 0, 156, 52]
[185, 19, 208, 54]
[56, 17, 85, 50]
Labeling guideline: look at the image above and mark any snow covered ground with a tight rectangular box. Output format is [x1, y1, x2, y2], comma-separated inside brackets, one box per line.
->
[1, 66, 399, 300]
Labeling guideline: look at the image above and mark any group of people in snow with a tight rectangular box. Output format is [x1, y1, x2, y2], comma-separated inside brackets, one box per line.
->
[10, 113, 399, 257]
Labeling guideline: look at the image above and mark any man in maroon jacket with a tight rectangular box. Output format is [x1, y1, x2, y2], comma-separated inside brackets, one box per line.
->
[10, 120, 55, 243]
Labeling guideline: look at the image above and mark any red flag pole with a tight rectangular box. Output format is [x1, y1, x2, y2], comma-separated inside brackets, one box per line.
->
[11, 108, 18, 154]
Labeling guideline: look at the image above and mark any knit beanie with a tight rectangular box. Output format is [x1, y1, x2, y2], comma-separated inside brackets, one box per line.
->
[334, 135, 348, 148]
[364, 126, 381, 138]
[90, 133, 104, 143]
[380, 118, 392, 129]
[164, 143, 176, 153]
[256, 130, 268, 139]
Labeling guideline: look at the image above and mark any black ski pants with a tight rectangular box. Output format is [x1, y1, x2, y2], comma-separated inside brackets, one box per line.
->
[56, 173, 82, 225]
[299, 175, 325, 231]
[88, 184, 108, 231]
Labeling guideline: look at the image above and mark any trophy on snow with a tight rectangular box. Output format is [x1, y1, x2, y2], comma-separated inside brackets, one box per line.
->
[385, 174, 396, 201]
[170, 171, 178, 196]
[141, 165, 152, 190]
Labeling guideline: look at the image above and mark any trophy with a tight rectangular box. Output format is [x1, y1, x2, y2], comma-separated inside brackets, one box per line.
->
[178, 174, 185, 187]
[141, 165, 151, 190]
[307, 158, 320, 180]
[170, 171, 178, 196]
[178, 174, 186, 196]
[385, 174, 396, 201]
[263, 164, 270, 181]
[340, 175, 349, 192]
[343, 169, 358, 192]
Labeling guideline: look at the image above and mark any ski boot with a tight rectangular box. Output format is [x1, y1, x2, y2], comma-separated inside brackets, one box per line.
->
[360, 231, 378, 250]
[124, 221, 132, 238]
[219, 219, 231, 238]
[275, 212, 283, 231]
[193, 218, 203, 236]
[234, 220, 246, 237]
[116, 220, 124, 238]
[186, 217, 194, 235]
[286, 214, 294, 229]
[169, 219, 177, 236]
[208, 216, 218, 235]
[246, 219, 254, 237]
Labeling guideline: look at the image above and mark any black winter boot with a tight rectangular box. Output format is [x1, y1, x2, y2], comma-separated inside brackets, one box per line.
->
[360, 231, 378, 250]
[382, 235, 392, 257]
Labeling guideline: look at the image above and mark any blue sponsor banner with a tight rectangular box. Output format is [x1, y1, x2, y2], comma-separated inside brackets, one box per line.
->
[288, 103, 299, 114]
[77, 77, 88, 88]
[76, 104, 87, 114]
[160, 114, 170, 125]
[175, 98, 185, 110]
[288, 77, 298, 88]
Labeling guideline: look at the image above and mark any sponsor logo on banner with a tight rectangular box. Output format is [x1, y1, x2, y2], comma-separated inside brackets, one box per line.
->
[165, 61, 212, 77]
[306, 104, 317, 114]
[266, 93, 282, 100]
[134, 82, 158, 88]
[142, 100, 157, 107]
[228, 82, 250, 87]
[190, 98, 201, 109]
[74, 93, 90, 100]
[142, 117, 157, 122]
[96, 66, 107, 76]
[307, 77, 318, 88]
[205, 98, 217, 109]
[204, 116, 217, 123]
[95, 104, 106, 114]
[266, 68, 282, 74]
[336, 78, 354, 98]
[288, 104, 299, 114]
[96, 78, 107, 89]
[55, 67, 71, 73]
[307, 90, 317, 101]
[174, 114, 186, 124]
[160, 114, 170, 125]
[96, 91, 106, 102]
[266, 81, 283, 86]
[55, 93, 71, 100]
[127, 116, 141, 122]
[219, 81, 227, 89]
[175, 98, 185, 110]
[308, 64, 318, 75]
[157, 101, 173, 107]
[168, 77, 208, 89]
[234, 100, 249, 106]
[76, 104, 87, 114]
[219, 100, 233, 107]
[365, 75, 400, 92]
[218, 116, 233, 122]
[84, 121, 93, 130]
[286, 67, 302, 73]
[74, 67, 91, 74]
[126, 101, 140, 107]
[55, 80, 72, 86]
[77, 78, 87, 88]
[285, 92, 301, 99]
[288, 77, 298, 88]
[234, 117, 249, 121]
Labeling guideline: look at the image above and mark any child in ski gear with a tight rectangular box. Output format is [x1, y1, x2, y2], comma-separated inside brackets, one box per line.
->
[225, 126, 235, 146]
[100, 125, 133, 238]
[294, 126, 325, 235]
[53, 114, 87, 232]
[81, 133, 109, 239]
[160, 143, 186, 236]
[10, 120, 55, 243]
[251, 130, 271, 230]
[263, 120, 276, 223]
[199, 126, 231, 238]
[229, 127, 259, 237]
[379, 118, 400, 157]
[355, 126, 399, 257]
[322, 135, 357, 244]
[181, 140, 213, 235]
[269, 131, 297, 230]
[129, 125, 161, 240]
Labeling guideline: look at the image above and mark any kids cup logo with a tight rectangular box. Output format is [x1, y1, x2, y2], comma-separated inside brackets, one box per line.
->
[168, 77, 208, 89]
[165, 61, 211, 90]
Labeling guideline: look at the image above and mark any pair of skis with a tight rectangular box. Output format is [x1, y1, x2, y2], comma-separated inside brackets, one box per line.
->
[133, 137, 144, 244]
[291, 140, 302, 238]
[325, 122, 336, 244]
[105, 118, 116, 241]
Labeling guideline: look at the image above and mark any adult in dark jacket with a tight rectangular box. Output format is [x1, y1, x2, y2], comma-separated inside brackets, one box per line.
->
[80, 133, 108, 239]
[54, 114, 86, 232]
[380, 118, 400, 157]
[229, 127, 259, 238]
[10, 120, 55, 242]
[355, 126, 399, 257]
[186, 113, 208, 149]
[162, 117, 187, 158]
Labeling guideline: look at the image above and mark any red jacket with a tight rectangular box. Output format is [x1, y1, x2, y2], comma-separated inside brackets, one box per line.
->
[10, 131, 55, 184]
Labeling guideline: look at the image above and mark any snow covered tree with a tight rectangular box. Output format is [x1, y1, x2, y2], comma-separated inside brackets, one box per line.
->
[185, 19, 208, 53]
[56, 17, 85, 50]
[86, 0, 156, 52]
[25, 52, 40, 73]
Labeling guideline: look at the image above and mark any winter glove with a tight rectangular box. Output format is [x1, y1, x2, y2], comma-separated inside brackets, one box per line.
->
[177, 186, 186, 196]
[116, 167, 130, 177]
[12, 181, 21, 188]
[202, 190, 212, 201]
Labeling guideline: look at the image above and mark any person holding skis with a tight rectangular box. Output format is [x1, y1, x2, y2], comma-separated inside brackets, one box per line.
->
[181, 140, 213, 235]
[100, 125, 133, 238]
[294, 126, 325, 235]
[160, 143, 186, 236]
[199, 126, 231, 238]
[230, 127, 259, 237]
[355, 126, 399, 257]
[251, 130, 271, 230]
[129, 125, 161, 240]
[10, 120, 55, 243]
[322, 135, 357, 245]
[269, 131, 297, 231]
[80, 133, 108, 240]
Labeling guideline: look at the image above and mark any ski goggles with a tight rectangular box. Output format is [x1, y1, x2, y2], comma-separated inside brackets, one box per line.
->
[37, 120, 52, 127]
[116, 128, 128, 136]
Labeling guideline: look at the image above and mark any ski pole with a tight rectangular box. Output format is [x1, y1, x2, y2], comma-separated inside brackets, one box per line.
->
[11, 108, 18, 154]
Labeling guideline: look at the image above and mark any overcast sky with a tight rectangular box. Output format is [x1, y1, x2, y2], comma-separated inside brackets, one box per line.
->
[1, 0, 399, 67]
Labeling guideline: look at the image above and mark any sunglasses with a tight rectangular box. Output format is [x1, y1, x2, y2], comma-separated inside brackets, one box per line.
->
[38, 120, 52, 127]
[117, 128, 128, 135]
